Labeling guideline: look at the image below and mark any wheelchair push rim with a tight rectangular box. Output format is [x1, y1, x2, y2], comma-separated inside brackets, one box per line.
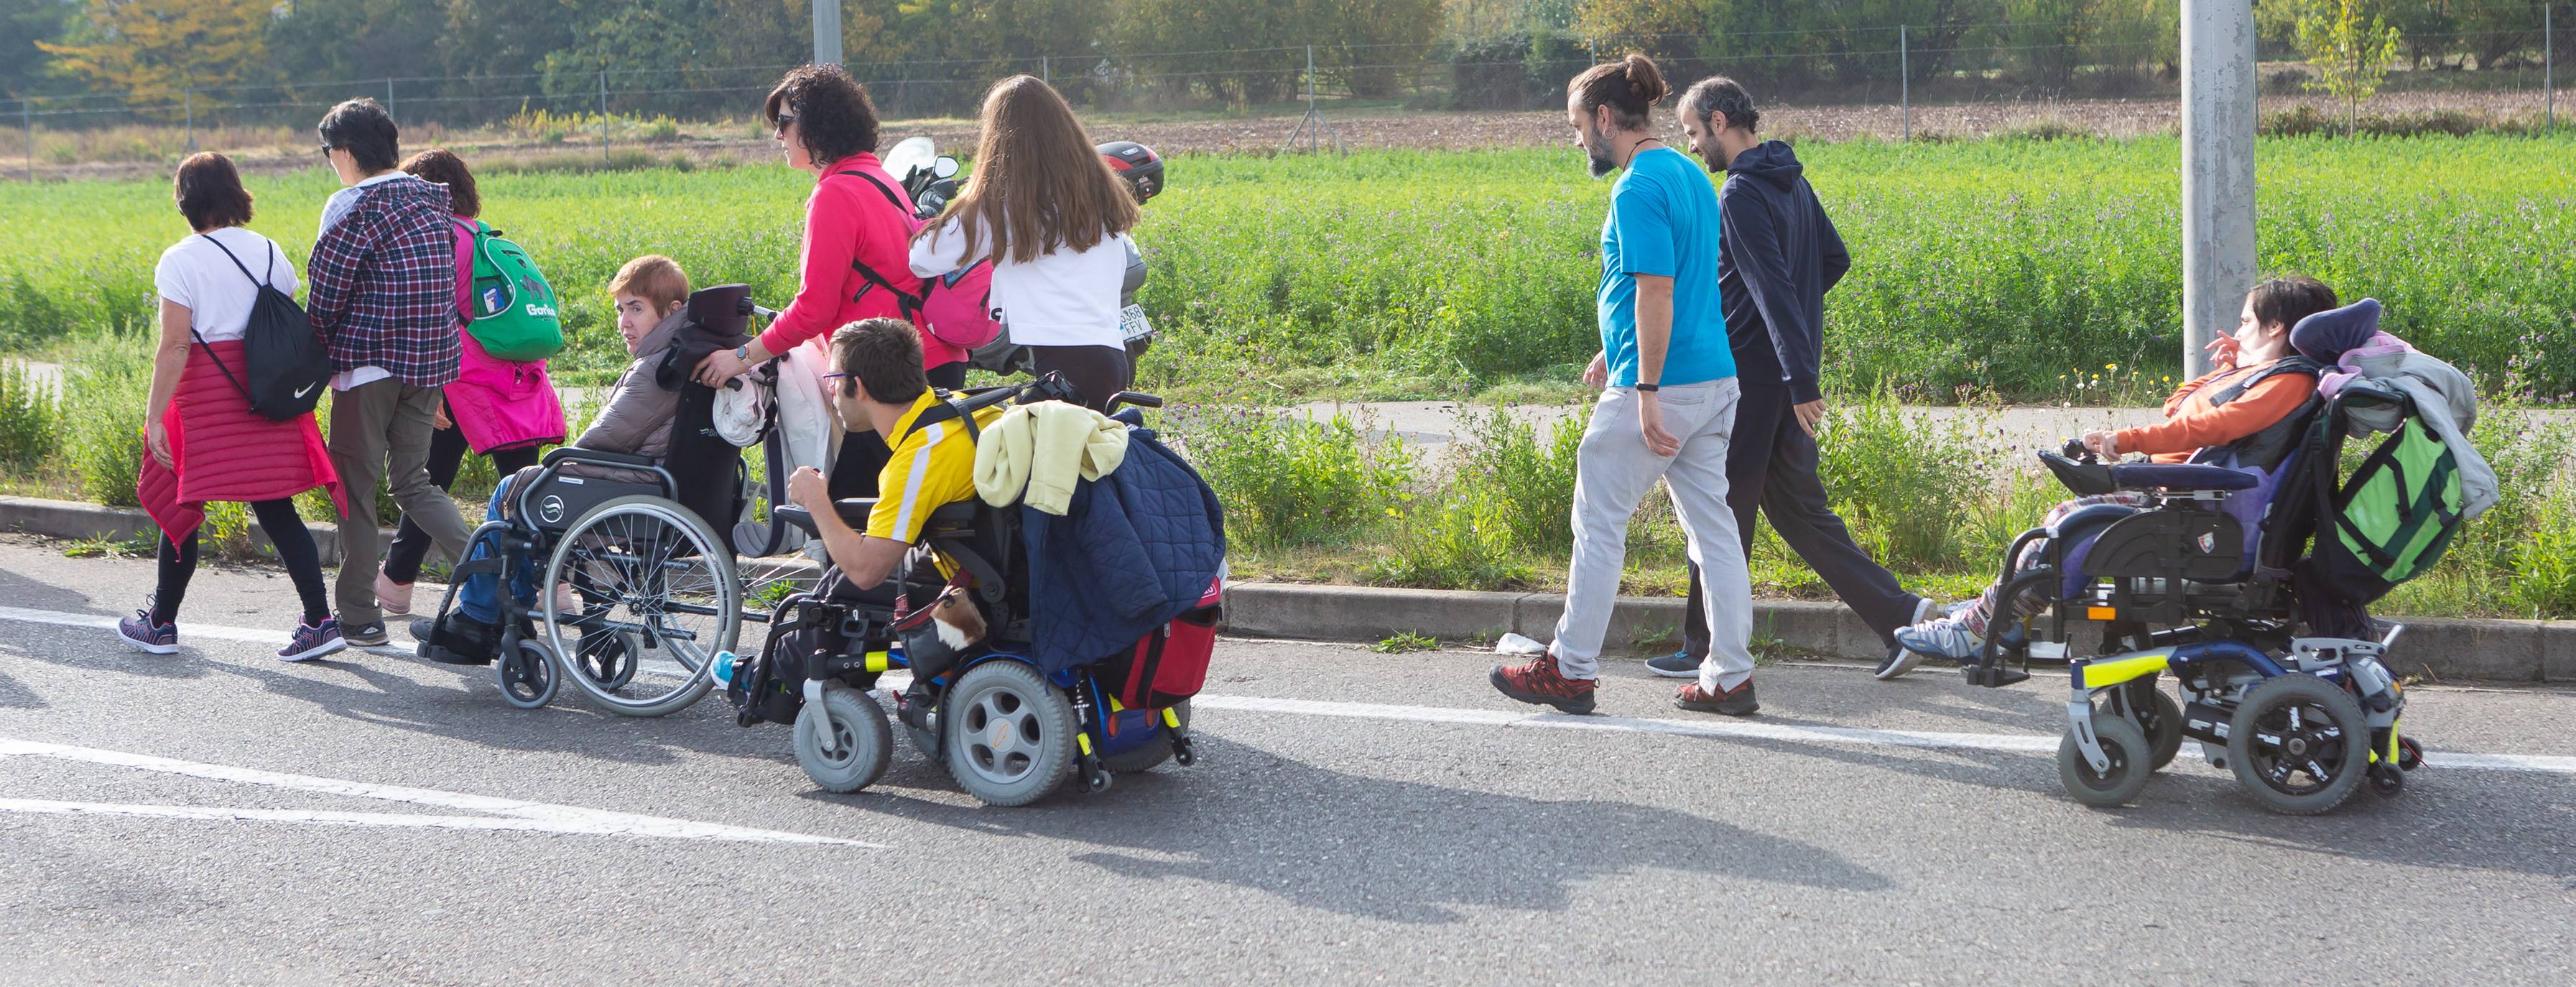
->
[541, 494, 740, 718]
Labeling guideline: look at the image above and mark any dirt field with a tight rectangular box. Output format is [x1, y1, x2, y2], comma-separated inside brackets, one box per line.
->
[17, 87, 2562, 182]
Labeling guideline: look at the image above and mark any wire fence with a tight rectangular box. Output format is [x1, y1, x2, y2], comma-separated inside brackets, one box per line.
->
[4, 14, 2565, 180]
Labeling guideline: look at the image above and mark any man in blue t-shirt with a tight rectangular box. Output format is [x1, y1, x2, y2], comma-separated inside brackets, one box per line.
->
[1489, 54, 1761, 718]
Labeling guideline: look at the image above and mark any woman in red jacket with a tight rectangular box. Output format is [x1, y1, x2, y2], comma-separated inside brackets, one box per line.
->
[692, 65, 965, 500]
[123, 153, 350, 662]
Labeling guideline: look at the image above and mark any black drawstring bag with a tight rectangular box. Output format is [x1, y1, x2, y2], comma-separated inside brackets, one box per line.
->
[196, 235, 334, 421]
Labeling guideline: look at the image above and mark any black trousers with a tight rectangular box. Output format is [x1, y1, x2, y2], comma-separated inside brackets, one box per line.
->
[1028, 344, 1132, 413]
[830, 362, 971, 500]
[156, 498, 330, 627]
[1680, 384, 1920, 658]
[382, 413, 543, 585]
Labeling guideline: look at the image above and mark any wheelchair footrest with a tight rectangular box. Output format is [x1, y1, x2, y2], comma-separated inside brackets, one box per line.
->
[1960, 662, 2030, 688]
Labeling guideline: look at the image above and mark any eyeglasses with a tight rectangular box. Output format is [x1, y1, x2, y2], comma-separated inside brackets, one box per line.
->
[772, 113, 797, 136]
[317, 144, 338, 159]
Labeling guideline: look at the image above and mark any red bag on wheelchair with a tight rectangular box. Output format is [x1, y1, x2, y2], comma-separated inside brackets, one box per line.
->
[1102, 578, 1220, 711]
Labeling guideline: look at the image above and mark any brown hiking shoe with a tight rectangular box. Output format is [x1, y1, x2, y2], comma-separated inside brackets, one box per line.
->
[1675, 679, 1759, 716]
[1488, 652, 1596, 715]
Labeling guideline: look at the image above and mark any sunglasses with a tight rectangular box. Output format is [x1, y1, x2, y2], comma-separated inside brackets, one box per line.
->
[772, 113, 797, 136]
[317, 144, 338, 159]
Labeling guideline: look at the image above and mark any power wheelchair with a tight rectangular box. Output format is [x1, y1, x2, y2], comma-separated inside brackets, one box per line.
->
[731, 376, 1209, 807]
[1962, 385, 2434, 815]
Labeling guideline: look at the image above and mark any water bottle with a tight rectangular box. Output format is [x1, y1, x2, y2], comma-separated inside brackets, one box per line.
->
[710, 649, 741, 688]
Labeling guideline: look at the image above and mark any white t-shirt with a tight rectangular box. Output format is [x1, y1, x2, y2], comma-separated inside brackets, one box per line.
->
[154, 227, 301, 346]
[909, 215, 1133, 349]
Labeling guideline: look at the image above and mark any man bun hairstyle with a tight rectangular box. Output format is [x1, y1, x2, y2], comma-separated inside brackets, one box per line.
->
[764, 64, 882, 164]
[399, 149, 480, 218]
[830, 318, 929, 405]
[174, 152, 254, 231]
[1569, 53, 1669, 131]
[2248, 275, 2339, 333]
[317, 98, 400, 173]
[1682, 75, 1761, 134]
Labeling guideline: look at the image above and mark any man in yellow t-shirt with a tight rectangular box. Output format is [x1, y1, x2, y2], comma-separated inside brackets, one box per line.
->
[786, 318, 1004, 592]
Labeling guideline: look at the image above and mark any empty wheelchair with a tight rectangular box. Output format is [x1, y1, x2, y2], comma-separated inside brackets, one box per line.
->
[1962, 381, 2452, 814]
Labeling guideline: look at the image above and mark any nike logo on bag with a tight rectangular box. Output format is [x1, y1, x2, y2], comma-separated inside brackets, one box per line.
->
[293, 383, 319, 399]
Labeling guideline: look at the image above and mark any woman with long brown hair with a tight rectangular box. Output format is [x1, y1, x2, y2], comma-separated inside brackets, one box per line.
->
[910, 75, 1141, 409]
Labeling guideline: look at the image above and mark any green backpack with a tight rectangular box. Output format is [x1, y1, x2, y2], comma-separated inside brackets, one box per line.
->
[2312, 404, 2466, 604]
[461, 220, 565, 361]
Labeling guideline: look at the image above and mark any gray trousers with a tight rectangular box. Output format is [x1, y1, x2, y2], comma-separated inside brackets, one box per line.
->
[1550, 379, 1756, 691]
[330, 379, 473, 625]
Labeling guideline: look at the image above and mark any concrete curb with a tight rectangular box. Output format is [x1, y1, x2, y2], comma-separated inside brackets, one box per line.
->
[6, 495, 2570, 684]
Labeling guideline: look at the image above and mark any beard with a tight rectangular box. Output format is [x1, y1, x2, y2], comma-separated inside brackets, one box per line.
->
[1583, 125, 1618, 179]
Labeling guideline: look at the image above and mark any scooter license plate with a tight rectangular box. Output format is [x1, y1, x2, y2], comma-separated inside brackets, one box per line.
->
[1118, 304, 1154, 343]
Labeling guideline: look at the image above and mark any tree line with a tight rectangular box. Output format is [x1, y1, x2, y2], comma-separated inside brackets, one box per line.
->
[2, 0, 2565, 119]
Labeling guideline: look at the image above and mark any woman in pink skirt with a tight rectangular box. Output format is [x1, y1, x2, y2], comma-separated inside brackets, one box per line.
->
[125, 152, 351, 661]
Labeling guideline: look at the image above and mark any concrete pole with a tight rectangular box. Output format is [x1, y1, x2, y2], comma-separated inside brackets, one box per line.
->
[2547, 4, 2556, 130]
[2179, 0, 2258, 381]
[812, 0, 843, 67]
[184, 90, 195, 152]
[385, 77, 395, 116]
[1900, 25, 1911, 141]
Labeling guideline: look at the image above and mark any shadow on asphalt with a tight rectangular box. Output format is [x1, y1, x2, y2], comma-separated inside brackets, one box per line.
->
[2103, 771, 2576, 882]
[823, 734, 1893, 923]
[0, 563, 116, 618]
[0, 667, 43, 710]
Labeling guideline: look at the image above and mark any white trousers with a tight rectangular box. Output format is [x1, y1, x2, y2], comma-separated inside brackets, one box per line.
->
[1549, 379, 1756, 691]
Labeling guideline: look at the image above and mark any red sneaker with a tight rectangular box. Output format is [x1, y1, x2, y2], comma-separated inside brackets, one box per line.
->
[1489, 652, 1596, 715]
[1675, 679, 1759, 716]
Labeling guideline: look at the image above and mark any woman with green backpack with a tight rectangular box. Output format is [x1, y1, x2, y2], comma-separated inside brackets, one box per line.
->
[374, 149, 567, 616]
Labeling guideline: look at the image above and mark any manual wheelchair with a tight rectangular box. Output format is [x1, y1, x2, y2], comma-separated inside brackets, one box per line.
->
[1962, 386, 2433, 815]
[729, 376, 1210, 807]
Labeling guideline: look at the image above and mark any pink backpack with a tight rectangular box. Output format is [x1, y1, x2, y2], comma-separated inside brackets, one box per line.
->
[839, 169, 1003, 351]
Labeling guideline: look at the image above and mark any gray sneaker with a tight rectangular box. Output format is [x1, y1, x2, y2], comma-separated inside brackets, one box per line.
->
[1646, 651, 1700, 678]
[1876, 597, 1944, 680]
[340, 620, 389, 647]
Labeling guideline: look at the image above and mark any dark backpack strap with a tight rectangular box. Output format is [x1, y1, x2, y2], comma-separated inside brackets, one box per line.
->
[186, 233, 269, 409]
[198, 232, 273, 289]
[833, 169, 926, 313]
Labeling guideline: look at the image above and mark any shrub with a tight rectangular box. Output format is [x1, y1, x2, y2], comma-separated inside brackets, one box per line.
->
[1812, 381, 1993, 573]
[1368, 486, 1533, 590]
[0, 361, 57, 469]
[1448, 405, 1583, 554]
[61, 337, 152, 507]
[1170, 407, 1412, 547]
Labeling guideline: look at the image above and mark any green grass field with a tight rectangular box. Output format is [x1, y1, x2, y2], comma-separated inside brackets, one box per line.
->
[4, 133, 2571, 401]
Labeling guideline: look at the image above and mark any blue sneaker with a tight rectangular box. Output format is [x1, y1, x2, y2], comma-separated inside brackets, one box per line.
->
[1646, 651, 1700, 678]
[116, 608, 178, 655]
[279, 618, 347, 663]
[1895, 614, 1985, 663]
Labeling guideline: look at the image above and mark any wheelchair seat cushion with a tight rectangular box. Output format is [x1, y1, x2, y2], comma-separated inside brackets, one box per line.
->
[2108, 463, 2258, 492]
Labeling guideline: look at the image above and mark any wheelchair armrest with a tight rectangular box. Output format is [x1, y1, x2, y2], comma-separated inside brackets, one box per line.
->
[2106, 463, 2258, 493]
[2039, 451, 2117, 497]
[774, 505, 817, 537]
[774, 498, 877, 539]
[544, 447, 656, 469]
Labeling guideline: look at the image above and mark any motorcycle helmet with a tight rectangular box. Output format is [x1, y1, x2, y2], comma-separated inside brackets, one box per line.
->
[1097, 140, 1164, 203]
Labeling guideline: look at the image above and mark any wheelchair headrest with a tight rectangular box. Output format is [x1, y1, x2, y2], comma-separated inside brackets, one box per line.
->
[686, 284, 755, 339]
[2290, 298, 2381, 364]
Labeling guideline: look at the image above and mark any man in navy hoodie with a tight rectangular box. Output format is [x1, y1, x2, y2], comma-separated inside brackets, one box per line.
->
[1653, 76, 1939, 682]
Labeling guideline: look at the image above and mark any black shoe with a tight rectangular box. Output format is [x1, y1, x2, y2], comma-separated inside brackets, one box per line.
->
[1875, 643, 1925, 681]
[342, 620, 389, 647]
[1646, 651, 1700, 679]
[1674, 679, 1759, 716]
[414, 615, 498, 666]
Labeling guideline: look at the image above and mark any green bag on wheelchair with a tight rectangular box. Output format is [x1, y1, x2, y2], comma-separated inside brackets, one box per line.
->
[2315, 416, 2464, 606]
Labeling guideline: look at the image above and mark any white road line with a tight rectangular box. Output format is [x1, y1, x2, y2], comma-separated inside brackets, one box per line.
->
[0, 798, 845, 840]
[0, 738, 880, 847]
[9, 605, 2575, 777]
[1190, 695, 2576, 775]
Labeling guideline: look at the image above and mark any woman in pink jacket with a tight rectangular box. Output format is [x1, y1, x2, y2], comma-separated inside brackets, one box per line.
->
[691, 65, 965, 500]
[374, 149, 566, 616]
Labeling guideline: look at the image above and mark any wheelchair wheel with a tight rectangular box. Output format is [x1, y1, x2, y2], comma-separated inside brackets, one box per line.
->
[542, 495, 739, 718]
[2122, 682, 2184, 771]
[2057, 715, 2151, 808]
[794, 687, 893, 794]
[498, 640, 558, 710]
[942, 662, 1077, 807]
[2227, 674, 2371, 815]
[572, 628, 641, 692]
[1098, 700, 1191, 774]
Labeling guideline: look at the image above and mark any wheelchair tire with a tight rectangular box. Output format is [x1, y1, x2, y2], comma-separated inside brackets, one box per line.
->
[1098, 700, 1191, 774]
[942, 662, 1077, 807]
[794, 687, 893, 794]
[542, 494, 739, 718]
[2125, 682, 2184, 771]
[2057, 715, 2151, 808]
[573, 628, 641, 692]
[2227, 673, 2371, 815]
[498, 641, 558, 710]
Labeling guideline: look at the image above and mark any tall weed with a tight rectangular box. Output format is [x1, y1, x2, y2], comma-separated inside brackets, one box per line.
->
[62, 338, 152, 507]
[1813, 381, 1996, 573]
[0, 361, 57, 468]
[1448, 405, 1583, 554]
[1170, 407, 1412, 547]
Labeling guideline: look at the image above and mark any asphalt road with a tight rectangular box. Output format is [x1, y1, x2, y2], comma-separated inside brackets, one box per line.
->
[2, 535, 2571, 986]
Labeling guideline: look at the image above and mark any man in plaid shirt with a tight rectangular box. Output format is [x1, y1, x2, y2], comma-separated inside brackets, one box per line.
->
[309, 98, 469, 647]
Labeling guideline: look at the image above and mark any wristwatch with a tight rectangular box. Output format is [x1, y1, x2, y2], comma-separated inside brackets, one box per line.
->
[1635, 383, 1660, 393]
[734, 345, 751, 362]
